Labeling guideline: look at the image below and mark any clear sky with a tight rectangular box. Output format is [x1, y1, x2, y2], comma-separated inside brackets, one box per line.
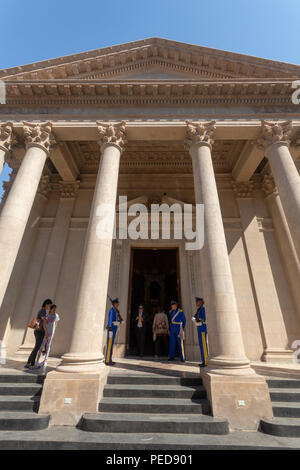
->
[0, 0, 299, 197]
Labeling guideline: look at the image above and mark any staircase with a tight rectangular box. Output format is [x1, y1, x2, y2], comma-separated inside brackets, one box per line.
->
[79, 373, 229, 435]
[0, 371, 50, 431]
[260, 378, 300, 437]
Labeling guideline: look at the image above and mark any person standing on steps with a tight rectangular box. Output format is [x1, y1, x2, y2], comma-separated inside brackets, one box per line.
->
[25, 298, 53, 369]
[192, 297, 208, 367]
[134, 304, 147, 357]
[36, 304, 60, 369]
[105, 297, 124, 365]
[153, 306, 169, 359]
[168, 300, 186, 362]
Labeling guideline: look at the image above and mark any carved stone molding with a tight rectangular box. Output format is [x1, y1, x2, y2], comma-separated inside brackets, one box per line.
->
[3, 81, 297, 108]
[185, 121, 216, 151]
[1, 38, 299, 83]
[0, 122, 16, 153]
[96, 121, 127, 153]
[257, 120, 293, 151]
[37, 175, 51, 198]
[59, 180, 80, 199]
[261, 174, 278, 197]
[23, 122, 56, 155]
[231, 180, 254, 198]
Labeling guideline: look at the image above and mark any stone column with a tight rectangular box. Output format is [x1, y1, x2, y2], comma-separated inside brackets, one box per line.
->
[258, 121, 300, 261]
[185, 121, 272, 430]
[262, 175, 300, 321]
[0, 122, 15, 175]
[0, 122, 55, 311]
[20, 180, 80, 351]
[0, 176, 51, 353]
[39, 122, 126, 425]
[232, 180, 293, 362]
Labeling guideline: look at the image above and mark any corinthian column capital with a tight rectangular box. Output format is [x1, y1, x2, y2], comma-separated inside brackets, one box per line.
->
[185, 120, 216, 151]
[0, 122, 16, 153]
[257, 120, 293, 152]
[23, 122, 56, 156]
[59, 180, 80, 199]
[231, 180, 254, 198]
[96, 121, 127, 153]
[261, 174, 278, 197]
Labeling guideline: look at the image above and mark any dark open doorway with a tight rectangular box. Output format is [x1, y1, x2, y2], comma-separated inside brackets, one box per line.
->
[127, 248, 180, 356]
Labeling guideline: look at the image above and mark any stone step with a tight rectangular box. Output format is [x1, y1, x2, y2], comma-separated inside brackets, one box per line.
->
[267, 379, 300, 389]
[103, 384, 206, 399]
[0, 374, 45, 384]
[260, 417, 300, 437]
[269, 388, 300, 402]
[0, 396, 40, 412]
[99, 397, 211, 414]
[0, 383, 42, 396]
[79, 412, 229, 435]
[0, 412, 50, 431]
[272, 402, 300, 418]
[1, 428, 300, 450]
[107, 375, 202, 386]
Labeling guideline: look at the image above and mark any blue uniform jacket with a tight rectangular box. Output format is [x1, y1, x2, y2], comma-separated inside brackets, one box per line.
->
[195, 306, 206, 323]
[107, 307, 118, 332]
[170, 309, 186, 332]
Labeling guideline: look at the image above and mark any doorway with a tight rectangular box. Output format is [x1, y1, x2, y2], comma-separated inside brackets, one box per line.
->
[127, 248, 181, 356]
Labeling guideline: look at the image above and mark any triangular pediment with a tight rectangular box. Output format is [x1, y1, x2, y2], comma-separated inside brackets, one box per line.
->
[1, 37, 299, 82]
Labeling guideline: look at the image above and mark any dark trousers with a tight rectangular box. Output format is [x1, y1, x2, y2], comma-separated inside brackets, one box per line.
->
[155, 335, 169, 356]
[27, 330, 45, 366]
[135, 326, 146, 356]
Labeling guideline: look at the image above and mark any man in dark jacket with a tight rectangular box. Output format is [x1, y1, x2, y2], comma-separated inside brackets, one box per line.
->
[133, 304, 147, 357]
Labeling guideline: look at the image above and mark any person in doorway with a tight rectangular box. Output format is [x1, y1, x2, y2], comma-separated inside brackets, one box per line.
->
[192, 297, 208, 367]
[25, 298, 52, 369]
[169, 300, 186, 362]
[36, 304, 60, 369]
[153, 306, 169, 358]
[134, 304, 147, 357]
[105, 297, 122, 365]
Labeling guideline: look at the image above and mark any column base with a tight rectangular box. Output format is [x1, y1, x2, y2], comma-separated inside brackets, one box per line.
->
[39, 367, 108, 426]
[202, 368, 273, 430]
[56, 352, 105, 374]
[262, 348, 294, 363]
[206, 356, 255, 376]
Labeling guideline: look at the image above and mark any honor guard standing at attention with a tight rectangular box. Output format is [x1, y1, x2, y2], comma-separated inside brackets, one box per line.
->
[192, 297, 208, 367]
[168, 300, 186, 362]
[105, 297, 124, 365]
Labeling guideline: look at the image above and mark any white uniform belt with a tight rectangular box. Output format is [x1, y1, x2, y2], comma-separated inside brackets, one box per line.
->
[172, 321, 182, 325]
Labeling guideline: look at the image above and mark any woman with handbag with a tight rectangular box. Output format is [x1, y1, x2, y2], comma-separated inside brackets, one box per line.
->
[25, 298, 52, 369]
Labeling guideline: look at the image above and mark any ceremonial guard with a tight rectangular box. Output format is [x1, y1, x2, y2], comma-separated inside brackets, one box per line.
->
[192, 297, 208, 367]
[105, 297, 123, 365]
[168, 300, 186, 362]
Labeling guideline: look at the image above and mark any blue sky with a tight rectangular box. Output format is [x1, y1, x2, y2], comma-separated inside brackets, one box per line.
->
[0, 0, 299, 198]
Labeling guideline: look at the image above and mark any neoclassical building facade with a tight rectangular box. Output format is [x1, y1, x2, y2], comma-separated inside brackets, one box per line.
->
[0, 38, 299, 428]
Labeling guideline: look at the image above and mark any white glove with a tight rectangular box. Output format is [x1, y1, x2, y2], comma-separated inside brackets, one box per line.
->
[191, 317, 196, 322]
[108, 331, 113, 338]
